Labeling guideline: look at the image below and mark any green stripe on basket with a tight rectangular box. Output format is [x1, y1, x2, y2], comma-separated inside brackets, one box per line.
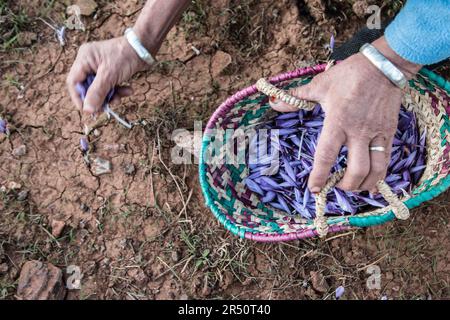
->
[420, 68, 450, 91]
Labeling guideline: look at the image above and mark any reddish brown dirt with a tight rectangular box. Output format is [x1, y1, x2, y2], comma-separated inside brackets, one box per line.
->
[0, 0, 449, 300]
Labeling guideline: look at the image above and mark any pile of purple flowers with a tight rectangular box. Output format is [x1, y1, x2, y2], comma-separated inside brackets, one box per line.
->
[245, 105, 426, 218]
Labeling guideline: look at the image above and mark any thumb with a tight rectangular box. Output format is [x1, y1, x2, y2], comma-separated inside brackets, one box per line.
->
[83, 67, 114, 114]
[269, 80, 321, 112]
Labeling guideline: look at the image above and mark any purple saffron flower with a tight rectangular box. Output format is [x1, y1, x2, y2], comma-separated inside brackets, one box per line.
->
[80, 136, 89, 152]
[330, 34, 335, 52]
[335, 286, 345, 299]
[0, 118, 7, 134]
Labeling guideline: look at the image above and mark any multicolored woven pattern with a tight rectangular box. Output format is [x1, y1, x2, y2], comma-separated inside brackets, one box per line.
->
[199, 64, 450, 242]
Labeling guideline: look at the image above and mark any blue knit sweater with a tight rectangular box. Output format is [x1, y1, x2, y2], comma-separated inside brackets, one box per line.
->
[385, 0, 450, 65]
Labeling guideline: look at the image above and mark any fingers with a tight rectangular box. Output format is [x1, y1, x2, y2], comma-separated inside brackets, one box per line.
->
[83, 65, 114, 114]
[269, 80, 323, 112]
[338, 138, 371, 191]
[109, 86, 133, 105]
[66, 53, 93, 111]
[308, 120, 346, 193]
[359, 135, 393, 192]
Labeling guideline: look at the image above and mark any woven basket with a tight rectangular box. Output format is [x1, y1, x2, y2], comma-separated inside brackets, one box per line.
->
[199, 63, 450, 242]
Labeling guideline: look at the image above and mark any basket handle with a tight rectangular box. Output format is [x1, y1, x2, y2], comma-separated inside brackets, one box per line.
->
[255, 78, 410, 237]
[256, 78, 317, 111]
[314, 170, 410, 237]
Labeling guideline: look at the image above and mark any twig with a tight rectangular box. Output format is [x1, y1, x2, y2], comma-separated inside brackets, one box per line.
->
[148, 140, 156, 207]
[156, 256, 181, 281]
[156, 125, 189, 218]
[356, 253, 389, 272]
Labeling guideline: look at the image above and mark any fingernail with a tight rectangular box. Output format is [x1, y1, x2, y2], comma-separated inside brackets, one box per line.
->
[310, 186, 321, 194]
[270, 96, 280, 105]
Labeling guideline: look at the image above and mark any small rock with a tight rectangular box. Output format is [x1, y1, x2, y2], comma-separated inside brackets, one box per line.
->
[123, 163, 136, 176]
[93, 129, 101, 137]
[211, 50, 232, 77]
[73, 0, 97, 16]
[171, 250, 180, 263]
[310, 271, 329, 293]
[93, 157, 111, 175]
[17, 190, 28, 201]
[17, 261, 66, 300]
[0, 263, 8, 274]
[8, 181, 21, 190]
[12, 144, 27, 157]
[51, 220, 65, 238]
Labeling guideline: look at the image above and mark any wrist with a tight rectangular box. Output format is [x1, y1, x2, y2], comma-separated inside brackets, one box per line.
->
[132, 23, 163, 57]
[371, 37, 422, 79]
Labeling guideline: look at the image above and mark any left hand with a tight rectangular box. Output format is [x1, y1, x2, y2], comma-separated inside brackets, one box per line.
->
[270, 37, 421, 193]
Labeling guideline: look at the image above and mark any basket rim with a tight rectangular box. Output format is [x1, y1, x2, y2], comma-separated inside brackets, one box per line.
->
[199, 65, 450, 242]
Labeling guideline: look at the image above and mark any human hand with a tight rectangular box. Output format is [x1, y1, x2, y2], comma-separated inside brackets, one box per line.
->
[66, 36, 148, 114]
[270, 38, 421, 193]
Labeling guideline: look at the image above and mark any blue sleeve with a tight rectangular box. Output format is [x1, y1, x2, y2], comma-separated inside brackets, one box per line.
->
[385, 0, 450, 65]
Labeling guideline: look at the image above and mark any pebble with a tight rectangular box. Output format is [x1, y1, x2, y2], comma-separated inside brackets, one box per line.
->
[93, 157, 111, 175]
[0, 263, 8, 274]
[8, 181, 22, 190]
[72, 0, 97, 16]
[310, 271, 330, 293]
[16, 261, 66, 300]
[171, 250, 180, 263]
[17, 190, 28, 201]
[12, 144, 27, 157]
[51, 220, 65, 238]
[211, 50, 232, 77]
[124, 163, 136, 176]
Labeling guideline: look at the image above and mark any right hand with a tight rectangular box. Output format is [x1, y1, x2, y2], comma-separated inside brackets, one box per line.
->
[66, 36, 148, 114]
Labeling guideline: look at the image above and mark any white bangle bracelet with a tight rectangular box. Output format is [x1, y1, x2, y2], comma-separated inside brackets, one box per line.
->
[124, 28, 156, 66]
[359, 43, 407, 89]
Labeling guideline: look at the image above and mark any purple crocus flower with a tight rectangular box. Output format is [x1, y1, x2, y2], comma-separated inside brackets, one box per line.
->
[335, 286, 345, 299]
[330, 34, 335, 52]
[0, 118, 7, 134]
[80, 136, 89, 152]
[76, 74, 132, 129]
